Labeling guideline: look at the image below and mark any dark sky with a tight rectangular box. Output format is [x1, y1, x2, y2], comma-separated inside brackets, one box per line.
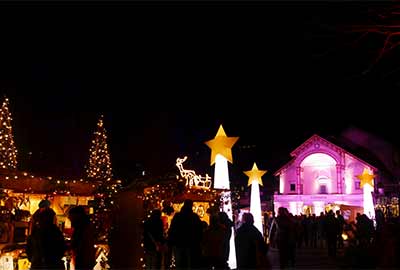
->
[1, 2, 399, 187]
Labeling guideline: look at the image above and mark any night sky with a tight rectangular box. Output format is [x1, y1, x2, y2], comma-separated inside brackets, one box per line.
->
[1, 2, 399, 188]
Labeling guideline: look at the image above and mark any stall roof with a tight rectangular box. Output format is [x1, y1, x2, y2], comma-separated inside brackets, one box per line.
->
[0, 169, 96, 196]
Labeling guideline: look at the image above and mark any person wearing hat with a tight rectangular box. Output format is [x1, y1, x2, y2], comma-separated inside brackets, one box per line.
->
[30, 199, 53, 234]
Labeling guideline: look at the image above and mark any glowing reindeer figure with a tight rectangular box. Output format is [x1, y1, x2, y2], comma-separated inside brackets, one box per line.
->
[176, 156, 212, 189]
[176, 156, 197, 186]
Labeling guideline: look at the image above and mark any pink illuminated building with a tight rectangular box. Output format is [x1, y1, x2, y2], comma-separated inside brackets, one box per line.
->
[274, 134, 377, 219]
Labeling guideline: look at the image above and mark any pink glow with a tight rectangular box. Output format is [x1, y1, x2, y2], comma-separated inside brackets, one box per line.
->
[313, 201, 325, 216]
[279, 173, 285, 194]
[274, 194, 364, 215]
[300, 153, 337, 195]
[363, 183, 375, 219]
[275, 135, 376, 217]
[289, 201, 297, 215]
[301, 153, 336, 167]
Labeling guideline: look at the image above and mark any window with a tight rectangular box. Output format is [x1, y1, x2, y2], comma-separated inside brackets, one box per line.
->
[290, 183, 296, 191]
[319, 185, 327, 194]
[355, 181, 361, 190]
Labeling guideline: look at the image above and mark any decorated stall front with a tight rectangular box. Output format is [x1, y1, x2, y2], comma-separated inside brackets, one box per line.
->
[142, 156, 220, 228]
[0, 169, 95, 270]
[0, 97, 118, 269]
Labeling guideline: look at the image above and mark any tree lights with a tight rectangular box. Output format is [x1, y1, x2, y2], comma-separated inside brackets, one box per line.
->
[86, 115, 118, 242]
[0, 97, 18, 170]
[87, 115, 112, 181]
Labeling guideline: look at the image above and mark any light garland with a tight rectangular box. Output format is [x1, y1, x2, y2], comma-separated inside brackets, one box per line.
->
[0, 172, 97, 196]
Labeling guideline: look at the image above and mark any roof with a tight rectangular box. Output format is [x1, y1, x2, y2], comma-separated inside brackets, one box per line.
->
[0, 169, 96, 196]
[274, 134, 378, 176]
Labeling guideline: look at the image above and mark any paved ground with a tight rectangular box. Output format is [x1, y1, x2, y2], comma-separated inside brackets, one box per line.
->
[268, 246, 345, 269]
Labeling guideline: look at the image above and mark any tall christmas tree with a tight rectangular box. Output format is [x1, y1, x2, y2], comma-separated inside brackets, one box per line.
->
[0, 97, 18, 170]
[87, 115, 116, 242]
[87, 115, 112, 181]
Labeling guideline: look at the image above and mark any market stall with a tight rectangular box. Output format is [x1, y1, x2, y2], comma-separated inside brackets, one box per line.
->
[0, 169, 95, 270]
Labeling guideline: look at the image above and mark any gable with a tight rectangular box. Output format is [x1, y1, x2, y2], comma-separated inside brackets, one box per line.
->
[275, 134, 377, 176]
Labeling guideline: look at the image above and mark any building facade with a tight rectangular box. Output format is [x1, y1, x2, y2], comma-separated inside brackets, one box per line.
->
[274, 135, 377, 219]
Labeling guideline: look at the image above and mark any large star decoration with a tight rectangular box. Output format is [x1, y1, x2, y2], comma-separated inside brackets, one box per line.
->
[357, 168, 375, 188]
[244, 163, 267, 186]
[205, 125, 239, 165]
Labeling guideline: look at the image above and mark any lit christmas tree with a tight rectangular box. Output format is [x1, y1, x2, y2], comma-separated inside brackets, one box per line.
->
[87, 115, 112, 181]
[0, 97, 18, 170]
[86, 115, 118, 242]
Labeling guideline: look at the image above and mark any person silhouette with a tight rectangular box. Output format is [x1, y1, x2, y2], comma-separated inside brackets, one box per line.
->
[168, 199, 203, 269]
[276, 207, 297, 269]
[235, 212, 270, 270]
[26, 207, 66, 270]
[143, 209, 166, 270]
[68, 206, 96, 270]
[30, 199, 52, 233]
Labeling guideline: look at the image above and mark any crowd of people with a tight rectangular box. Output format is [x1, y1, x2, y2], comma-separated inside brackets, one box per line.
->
[25, 200, 96, 270]
[266, 207, 400, 269]
[144, 202, 400, 270]
[143, 199, 269, 270]
[266, 207, 347, 269]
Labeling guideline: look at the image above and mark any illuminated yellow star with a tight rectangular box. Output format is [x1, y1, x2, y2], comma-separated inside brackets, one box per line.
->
[244, 163, 266, 186]
[357, 168, 375, 188]
[205, 125, 239, 165]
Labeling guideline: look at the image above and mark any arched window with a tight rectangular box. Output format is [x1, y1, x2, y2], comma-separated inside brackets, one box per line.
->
[301, 153, 337, 194]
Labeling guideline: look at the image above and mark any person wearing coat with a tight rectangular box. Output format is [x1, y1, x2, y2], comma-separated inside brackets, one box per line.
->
[235, 212, 270, 270]
[26, 208, 66, 270]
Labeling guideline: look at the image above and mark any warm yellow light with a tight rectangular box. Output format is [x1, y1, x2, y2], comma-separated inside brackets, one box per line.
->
[357, 168, 375, 188]
[176, 156, 212, 189]
[204, 125, 239, 165]
[341, 233, 348, 241]
[244, 163, 266, 186]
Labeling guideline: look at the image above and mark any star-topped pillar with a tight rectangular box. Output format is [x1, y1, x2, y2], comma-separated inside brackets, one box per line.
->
[244, 162, 266, 236]
[357, 168, 376, 220]
[205, 124, 238, 269]
[205, 124, 238, 190]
